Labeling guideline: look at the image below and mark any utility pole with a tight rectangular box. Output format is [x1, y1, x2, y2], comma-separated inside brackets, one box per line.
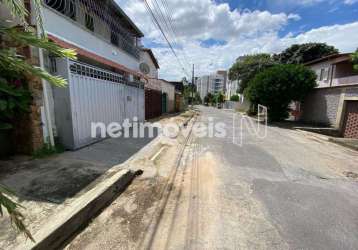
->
[191, 64, 195, 107]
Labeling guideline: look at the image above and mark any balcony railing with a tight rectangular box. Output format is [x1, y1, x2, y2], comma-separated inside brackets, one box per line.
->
[44, 0, 140, 59]
[331, 75, 358, 86]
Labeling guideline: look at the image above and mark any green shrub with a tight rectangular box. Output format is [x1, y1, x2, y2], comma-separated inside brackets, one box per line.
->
[0, 75, 31, 130]
[230, 94, 240, 102]
[32, 143, 65, 159]
[245, 64, 317, 121]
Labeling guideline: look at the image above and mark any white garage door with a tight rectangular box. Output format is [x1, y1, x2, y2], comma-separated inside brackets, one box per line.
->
[53, 59, 144, 149]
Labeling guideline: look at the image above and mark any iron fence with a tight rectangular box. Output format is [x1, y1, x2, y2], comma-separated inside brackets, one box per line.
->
[44, 0, 140, 59]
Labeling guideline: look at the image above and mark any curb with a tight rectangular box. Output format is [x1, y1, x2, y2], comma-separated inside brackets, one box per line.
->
[296, 129, 358, 152]
[328, 138, 358, 152]
[14, 112, 197, 250]
[295, 129, 331, 142]
[15, 169, 135, 250]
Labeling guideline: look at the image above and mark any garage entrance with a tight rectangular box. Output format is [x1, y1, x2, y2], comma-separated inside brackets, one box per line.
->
[52, 59, 144, 150]
[343, 101, 358, 139]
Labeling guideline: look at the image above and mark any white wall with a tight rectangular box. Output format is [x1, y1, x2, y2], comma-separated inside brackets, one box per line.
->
[140, 51, 158, 79]
[42, 7, 140, 71]
[197, 76, 209, 100]
[226, 80, 239, 99]
[309, 61, 333, 88]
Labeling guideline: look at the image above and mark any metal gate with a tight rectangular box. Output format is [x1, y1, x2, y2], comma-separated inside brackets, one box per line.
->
[53, 59, 144, 149]
[343, 101, 358, 139]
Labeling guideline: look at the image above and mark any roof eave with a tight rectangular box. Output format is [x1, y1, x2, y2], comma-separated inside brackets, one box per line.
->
[111, 1, 144, 37]
[304, 53, 352, 66]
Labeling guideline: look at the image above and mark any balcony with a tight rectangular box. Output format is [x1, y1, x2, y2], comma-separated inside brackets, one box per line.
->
[43, 0, 141, 70]
[332, 75, 358, 86]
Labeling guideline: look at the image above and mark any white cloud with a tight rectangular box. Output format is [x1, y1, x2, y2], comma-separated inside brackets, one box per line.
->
[116, 0, 358, 81]
[344, 0, 358, 4]
[270, 0, 327, 6]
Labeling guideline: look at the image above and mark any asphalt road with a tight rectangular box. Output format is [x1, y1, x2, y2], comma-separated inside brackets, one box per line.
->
[67, 106, 358, 250]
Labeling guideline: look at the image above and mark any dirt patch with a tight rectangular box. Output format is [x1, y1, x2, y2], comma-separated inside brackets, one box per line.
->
[343, 171, 358, 180]
[65, 176, 167, 250]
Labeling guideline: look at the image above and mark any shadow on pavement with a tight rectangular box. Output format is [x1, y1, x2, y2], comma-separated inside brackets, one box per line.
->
[0, 128, 159, 204]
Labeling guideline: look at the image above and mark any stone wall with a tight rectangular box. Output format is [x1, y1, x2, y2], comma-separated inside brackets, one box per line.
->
[300, 86, 358, 127]
[300, 88, 341, 126]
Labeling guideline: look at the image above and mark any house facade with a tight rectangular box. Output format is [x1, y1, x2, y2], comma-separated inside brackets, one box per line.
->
[140, 48, 161, 90]
[160, 80, 176, 113]
[3, 0, 147, 151]
[170, 81, 185, 112]
[139, 48, 163, 119]
[301, 53, 358, 139]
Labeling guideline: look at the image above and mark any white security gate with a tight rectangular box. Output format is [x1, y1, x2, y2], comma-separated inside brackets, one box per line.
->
[53, 59, 144, 149]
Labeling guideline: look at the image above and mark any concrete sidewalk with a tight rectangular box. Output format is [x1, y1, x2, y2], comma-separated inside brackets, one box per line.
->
[0, 111, 195, 249]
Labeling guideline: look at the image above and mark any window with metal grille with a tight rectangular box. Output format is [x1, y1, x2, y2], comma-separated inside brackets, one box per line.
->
[45, 0, 76, 20]
[111, 31, 119, 46]
[85, 13, 94, 31]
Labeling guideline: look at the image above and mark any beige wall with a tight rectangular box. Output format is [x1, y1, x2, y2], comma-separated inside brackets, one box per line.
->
[160, 81, 175, 112]
[146, 78, 162, 91]
[309, 59, 358, 88]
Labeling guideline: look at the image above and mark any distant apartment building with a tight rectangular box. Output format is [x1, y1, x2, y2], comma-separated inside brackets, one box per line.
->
[217, 70, 228, 92]
[196, 71, 227, 100]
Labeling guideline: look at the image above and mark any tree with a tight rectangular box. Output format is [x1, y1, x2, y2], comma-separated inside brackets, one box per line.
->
[194, 92, 202, 104]
[245, 64, 317, 121]
[215, 92, 225, 105]
[229, 54, 276, 93]
[352, 48, 358, 73]
[274, 43, 338, 65]
[230, 94, 240, 102]
[183, 84, 197, 104]
[0, 0, 76, 240]
[204, 93, 214, 105]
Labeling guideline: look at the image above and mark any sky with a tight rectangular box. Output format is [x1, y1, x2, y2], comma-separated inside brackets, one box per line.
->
[116, 0, 358, 81]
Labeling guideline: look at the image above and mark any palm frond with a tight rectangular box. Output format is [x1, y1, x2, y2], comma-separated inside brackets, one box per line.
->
[1, 27, 77, 59]
[0, 0, 28, 24]
[32, 0, 45, 36]
[0, 184, 34, 242]
[0, 50, 68, 87]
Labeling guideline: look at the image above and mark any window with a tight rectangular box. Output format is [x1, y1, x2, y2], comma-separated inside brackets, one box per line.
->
[319, 67, 330, 81]
[111, 31, 119, 46]
[319, 69, 324, 81]
[85, 13, 94, 31]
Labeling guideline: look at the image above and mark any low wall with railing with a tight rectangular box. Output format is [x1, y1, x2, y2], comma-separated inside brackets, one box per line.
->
[42, 6, 140, 72]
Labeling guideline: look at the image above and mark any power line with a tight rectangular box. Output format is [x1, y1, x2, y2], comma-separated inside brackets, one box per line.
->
[149, 0, 191, 70]
[141, 0, 191, 78]
[160, 0, 191, 65]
